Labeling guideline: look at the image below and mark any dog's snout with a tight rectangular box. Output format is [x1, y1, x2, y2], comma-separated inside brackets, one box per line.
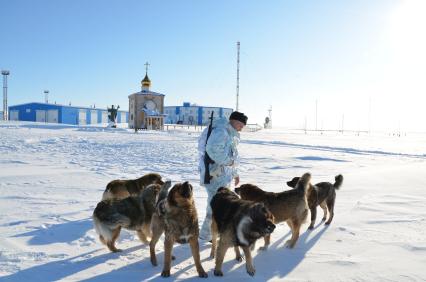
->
[267, 223, 276, 233]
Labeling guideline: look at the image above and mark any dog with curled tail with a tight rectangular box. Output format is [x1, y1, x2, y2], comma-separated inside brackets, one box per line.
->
[235, 172, 311, 250]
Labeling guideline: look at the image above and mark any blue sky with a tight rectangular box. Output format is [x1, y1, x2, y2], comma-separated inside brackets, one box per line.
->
[1, 0, 425, 131]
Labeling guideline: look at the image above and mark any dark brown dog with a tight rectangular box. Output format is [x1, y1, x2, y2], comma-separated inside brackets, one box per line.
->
[93, 181, 171, 252]
[235, 173, 311, 249]
[287, 174, 343, 229]
[210, 187, 276, 276]
[150, 181, 207, 278]
[102, 173, 164, 201]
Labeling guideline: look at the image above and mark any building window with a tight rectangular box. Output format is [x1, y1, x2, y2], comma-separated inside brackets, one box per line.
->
[131, 114, 133, 120]
[26, 109, 31, 113]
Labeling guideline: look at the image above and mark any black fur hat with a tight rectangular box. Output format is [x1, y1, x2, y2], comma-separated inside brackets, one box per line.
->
[229, 111, 248, 125]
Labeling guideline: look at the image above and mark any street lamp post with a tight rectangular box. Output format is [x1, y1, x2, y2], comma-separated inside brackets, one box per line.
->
[44, 90, 49, 123]
[44, 90, 49, 104]
[2, 70, 10, 121]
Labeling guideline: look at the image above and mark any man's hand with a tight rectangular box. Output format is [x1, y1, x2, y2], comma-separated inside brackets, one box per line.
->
[234, 176, 240, 186]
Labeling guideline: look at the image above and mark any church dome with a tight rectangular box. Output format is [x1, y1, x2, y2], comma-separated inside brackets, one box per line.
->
[141, 74, 151, 88]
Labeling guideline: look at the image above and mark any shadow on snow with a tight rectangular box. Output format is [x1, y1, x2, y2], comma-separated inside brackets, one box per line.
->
[12, 219, 92, 245]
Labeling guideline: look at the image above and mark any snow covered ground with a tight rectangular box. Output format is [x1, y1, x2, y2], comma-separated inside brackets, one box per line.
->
[1, 121, 425, 281]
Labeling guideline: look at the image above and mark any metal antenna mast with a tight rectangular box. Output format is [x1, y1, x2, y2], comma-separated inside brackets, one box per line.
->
[2, 70, 10, 121]
[236, 42, 240, 112]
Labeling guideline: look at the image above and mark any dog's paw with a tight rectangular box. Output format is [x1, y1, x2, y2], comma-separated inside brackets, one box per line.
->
[198, 270, 208, 278]
[214, 269, 224, 276]
[321, 217, 327, 222]
[171, 255, 176, 260]
[285, 240, 295, 248]
[325, 221, 332, 225]
[161, 270, 171, 277]
[258, 246, 268, 251]
[246, 265, 256, 276]
[150, 257, 158, 267]
[235, 255, 243, 262]
[308, 225, 314, 230]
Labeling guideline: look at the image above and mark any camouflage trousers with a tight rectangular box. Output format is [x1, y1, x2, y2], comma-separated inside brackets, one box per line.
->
[199, 182, 230, 241]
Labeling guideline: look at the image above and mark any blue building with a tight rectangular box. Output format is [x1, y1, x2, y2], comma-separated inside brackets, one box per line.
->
[164, 103, 233, 125]
[8, 102, 128, 125]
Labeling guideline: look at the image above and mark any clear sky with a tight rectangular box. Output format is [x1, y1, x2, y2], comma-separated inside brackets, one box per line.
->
[1, 0, 425, 132]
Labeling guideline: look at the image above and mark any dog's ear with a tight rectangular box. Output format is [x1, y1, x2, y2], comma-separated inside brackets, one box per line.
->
[182, 181, 192, 191]
[181, 181, 193, 198]
[249, 203, 266, 219]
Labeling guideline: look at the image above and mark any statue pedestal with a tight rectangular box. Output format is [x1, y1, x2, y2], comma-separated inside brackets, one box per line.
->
[107, 121, 117, 128]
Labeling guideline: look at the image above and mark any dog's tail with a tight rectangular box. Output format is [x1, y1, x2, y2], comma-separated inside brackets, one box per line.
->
[92, 215, 114, 242]
[296, 172, 311, 193]
[333, 174, 344, 190]
[156, 180, 172, 205]
[92, 201, 131, 243]
[101, 190, 113, 201]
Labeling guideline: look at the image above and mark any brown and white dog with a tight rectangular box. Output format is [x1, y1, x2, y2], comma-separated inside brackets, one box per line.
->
[287, 174, 343, 229]
[102, 173, 164, 201]
[235, 173, 311, 249]
[149, 181, 208, 278]
[210, 187, 276, 276]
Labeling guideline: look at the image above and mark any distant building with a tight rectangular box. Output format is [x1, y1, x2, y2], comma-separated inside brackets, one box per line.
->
[8, 102, 128, 125]
[0, 111, 3, 120]
[164, 103, 233, 125]
[128, 70, 166, 130]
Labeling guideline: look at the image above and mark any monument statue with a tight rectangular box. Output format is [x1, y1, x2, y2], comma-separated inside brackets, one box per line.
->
[107, 105, 120, 128]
